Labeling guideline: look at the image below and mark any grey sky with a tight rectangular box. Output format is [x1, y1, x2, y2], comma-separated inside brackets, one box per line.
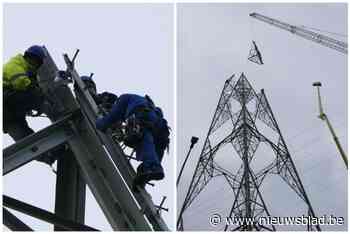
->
[177, 3, 347, 231]
[3, 3, 174, 231]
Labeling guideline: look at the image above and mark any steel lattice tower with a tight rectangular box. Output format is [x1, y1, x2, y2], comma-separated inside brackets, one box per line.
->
[177, 73, 321, 231]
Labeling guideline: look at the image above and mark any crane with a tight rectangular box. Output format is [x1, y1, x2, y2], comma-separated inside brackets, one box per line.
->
[312, 82, 348, 169]
[249, 12, 348, 54]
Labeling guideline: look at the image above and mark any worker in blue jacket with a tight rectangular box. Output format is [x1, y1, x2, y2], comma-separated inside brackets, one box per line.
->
[96, 93, 170, 187]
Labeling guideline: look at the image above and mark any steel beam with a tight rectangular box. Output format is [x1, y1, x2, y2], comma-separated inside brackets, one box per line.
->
[68, 54, 169, 230]
[3, 114, 75, 175]
[39, 49, 150, 230]
[54, 150, 86, 231]
[38, 47, 88, 232]
[78, 91, 169, 230]
[3, 208, 33, 231]
[3, 195, 98, 231]
[51, 51, 152, 230]
[26, 48, 168, 231]
[65, 116, 152, 231]
[37, 46, 76, 118]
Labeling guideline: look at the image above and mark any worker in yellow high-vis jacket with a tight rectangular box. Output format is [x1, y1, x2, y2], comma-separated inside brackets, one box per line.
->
[3, 45, 46, 142]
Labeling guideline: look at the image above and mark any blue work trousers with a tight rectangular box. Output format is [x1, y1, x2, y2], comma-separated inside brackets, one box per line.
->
[134, 111, 163, 171]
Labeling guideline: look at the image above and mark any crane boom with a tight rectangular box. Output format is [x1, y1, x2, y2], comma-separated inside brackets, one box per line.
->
[249, 12, 347, 54]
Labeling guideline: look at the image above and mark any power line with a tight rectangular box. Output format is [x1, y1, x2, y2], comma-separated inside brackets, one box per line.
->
[286, 115, 346, 144]
[184, 146, 346, 220]
[181, 131, 346, 221]
[288, 121, 346, 156]
[291, 132, 346, 164]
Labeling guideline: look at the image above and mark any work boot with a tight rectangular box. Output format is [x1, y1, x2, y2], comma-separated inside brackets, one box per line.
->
[132, 164, 164, 192]
[146, 166, 165, 181]
[136, 164, 164, 182]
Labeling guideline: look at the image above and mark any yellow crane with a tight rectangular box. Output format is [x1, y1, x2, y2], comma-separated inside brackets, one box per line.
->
[312, 82, 348, 169]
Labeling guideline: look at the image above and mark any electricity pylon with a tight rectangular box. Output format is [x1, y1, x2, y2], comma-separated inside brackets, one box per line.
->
[177, 73, 321, 231]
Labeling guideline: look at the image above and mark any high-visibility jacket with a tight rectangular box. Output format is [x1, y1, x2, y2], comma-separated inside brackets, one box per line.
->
[3, 54, 36, 91]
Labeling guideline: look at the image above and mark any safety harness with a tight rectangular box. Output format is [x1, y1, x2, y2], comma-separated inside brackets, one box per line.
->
[123, 103, 153, 148]
[123, 95, 170, 150]
[99, 94, 170, 150]
[123, 114, 144, 148]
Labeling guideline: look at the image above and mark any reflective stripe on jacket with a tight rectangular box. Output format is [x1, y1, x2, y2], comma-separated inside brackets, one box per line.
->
[3, 54, 34, 91]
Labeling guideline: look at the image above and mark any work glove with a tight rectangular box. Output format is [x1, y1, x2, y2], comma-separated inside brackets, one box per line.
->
[57, 70, 70, 79]
[26, 71, 36, 78]
[54, 70, 72, 85]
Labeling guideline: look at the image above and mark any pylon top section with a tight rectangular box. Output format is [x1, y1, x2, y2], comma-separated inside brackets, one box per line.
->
[231, 73, 257, 105]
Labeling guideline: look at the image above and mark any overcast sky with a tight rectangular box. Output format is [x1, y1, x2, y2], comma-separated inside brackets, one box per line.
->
[3, 3, 174, 231]
[177, 3, 347, 231]
[2, 2, 348, 232]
